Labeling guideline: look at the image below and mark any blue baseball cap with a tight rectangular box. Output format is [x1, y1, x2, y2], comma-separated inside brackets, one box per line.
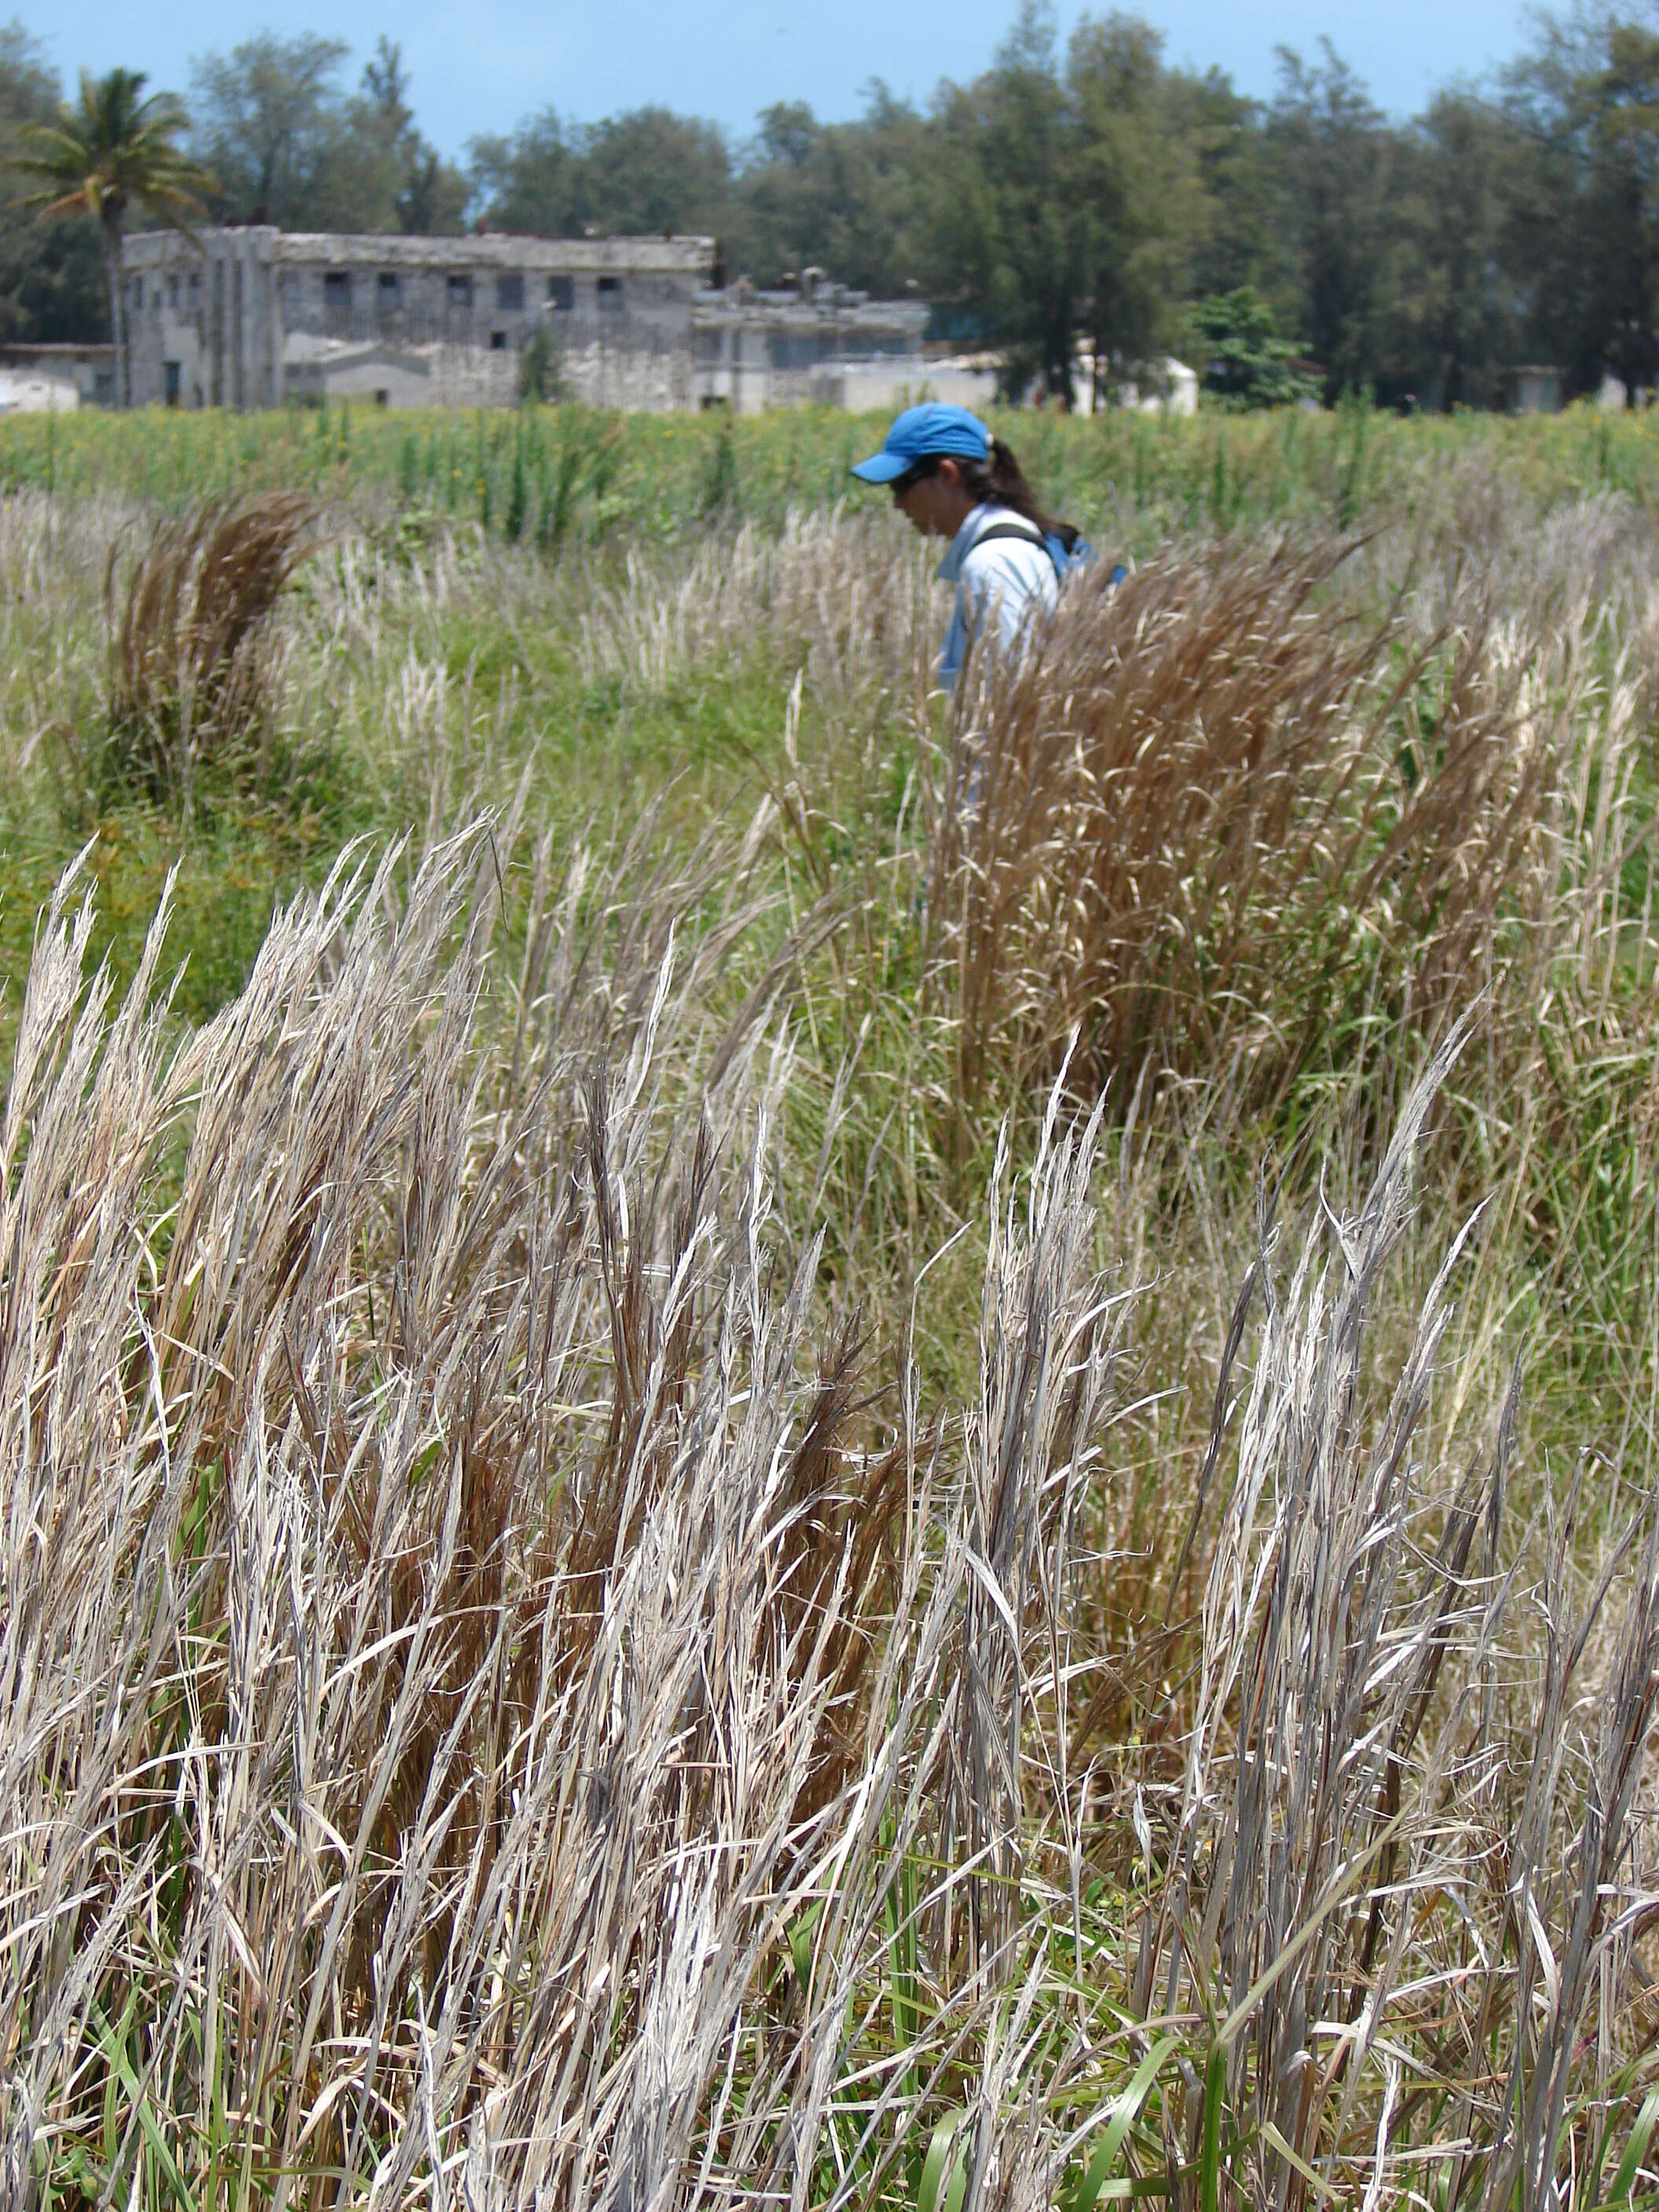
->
[850, 402, 991, 483]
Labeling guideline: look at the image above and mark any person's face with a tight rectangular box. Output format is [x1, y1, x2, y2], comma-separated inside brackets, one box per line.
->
[892, 456, 970, 538]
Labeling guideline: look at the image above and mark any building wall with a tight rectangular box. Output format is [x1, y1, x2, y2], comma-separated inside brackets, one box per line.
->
[122, 229, 716, 411]
[119, 229, 928, 415]
[690, 296, 929, 415]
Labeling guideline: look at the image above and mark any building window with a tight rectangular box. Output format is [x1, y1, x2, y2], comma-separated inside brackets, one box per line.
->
[496, 272, 524, 312]
[324, 270, 352, 331]
[548, 275, 574, 311]
[597, 276, 624, 313]
[189, 273, 200, 302]
[489, 330, 508, 351]
[132, 276, 143, 309]
[447, 273, 473, 309]
[164, 361, 181, 406]
[378, 271, 400, 302]
[167, 274, 180, 309]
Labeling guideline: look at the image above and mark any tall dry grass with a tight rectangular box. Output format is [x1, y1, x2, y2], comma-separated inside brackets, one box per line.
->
[2, 813, 1655, 2208]
[926, 535, 1648, 1137]
[101, 494, 324, 803]
[3, 466, 1659, 2205]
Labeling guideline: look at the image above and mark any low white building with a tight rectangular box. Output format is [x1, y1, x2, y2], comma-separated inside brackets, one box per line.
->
[1509, 364, 1565, 415]
[0, 343, 113, 411]
[1082, 355, 1199, 416]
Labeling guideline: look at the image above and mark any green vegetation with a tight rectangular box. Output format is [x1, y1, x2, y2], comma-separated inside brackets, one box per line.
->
[5, 408, 1659, 2206]
[10, 393, 1659, 544]
[1186, 288, 1319, 409]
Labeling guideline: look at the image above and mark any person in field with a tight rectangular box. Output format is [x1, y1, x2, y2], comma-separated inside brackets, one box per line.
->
[851, 402, 1090, 690]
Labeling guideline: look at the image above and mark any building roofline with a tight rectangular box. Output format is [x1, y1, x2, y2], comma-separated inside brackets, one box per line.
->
[692, 300, 928, 333]
[122, 227, 716, 273]
[0, 341, 113, 359]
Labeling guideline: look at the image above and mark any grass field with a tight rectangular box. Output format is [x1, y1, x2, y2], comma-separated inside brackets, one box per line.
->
[9, 392, 1659, 541]
[4, 400, 1659, 2210]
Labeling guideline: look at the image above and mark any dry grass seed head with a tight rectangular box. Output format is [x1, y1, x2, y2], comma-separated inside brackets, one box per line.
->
[104, 491, 323, 795]
[929, 533, 1574, 1138]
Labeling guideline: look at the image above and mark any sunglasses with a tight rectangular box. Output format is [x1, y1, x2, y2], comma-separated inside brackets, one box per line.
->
[889, 460, 938, 500]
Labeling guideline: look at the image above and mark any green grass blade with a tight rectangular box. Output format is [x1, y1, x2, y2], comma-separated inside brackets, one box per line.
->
[89, 1997, 198, 2212]
[917, 2108, 968, 2212]
[1261, 2119, 1337, 2203]
[1601, 2088, 1659, 2207]
[1069, 2034, 1181, 2212]
[1199, 2048, 1225, 2212]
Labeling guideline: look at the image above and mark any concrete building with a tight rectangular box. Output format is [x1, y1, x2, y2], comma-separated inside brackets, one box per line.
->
[690, 273, 928, 413]
[0, 342, 113, 411]
[119, 229, 929, 413]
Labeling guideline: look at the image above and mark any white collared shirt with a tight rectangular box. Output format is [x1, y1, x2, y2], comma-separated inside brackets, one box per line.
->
[936, 503, 1060, 690]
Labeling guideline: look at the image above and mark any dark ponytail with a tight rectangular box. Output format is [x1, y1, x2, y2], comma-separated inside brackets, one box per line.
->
[952, 434, 1080, 552]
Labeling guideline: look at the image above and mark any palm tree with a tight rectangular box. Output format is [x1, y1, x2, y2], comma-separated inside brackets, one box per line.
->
[10, 70, 214, 408]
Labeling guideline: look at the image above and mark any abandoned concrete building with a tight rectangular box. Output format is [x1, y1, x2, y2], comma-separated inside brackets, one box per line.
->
[119, 228, 931, 414]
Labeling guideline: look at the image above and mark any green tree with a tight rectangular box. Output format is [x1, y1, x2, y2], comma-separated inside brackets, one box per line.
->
[1188, 285, 1317, 407]
[925, 3, 1093, 401]
[188, 32, 346, 225]
[468, 110, 577, 233]
[1166, 68, 1287, 312]
[1505, 11, 1659, 398]
[10, 65, 211, 405]
[1265, 44, 1390, 400]
[730, 89, 930, 294]
[471, 105, 730, 240]
[0, 23, 104, 345]
[359, 39, 467, 234]
[189, 33, 465, 235]
[577, 108, 730, 235]
[1068, 15, 1204, 397]
[1378, 91, 1526, 408]
[921, 7, 1208, 405]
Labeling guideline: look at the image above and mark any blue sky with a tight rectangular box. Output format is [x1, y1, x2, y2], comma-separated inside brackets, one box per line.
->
[29, 0, 1541, 159]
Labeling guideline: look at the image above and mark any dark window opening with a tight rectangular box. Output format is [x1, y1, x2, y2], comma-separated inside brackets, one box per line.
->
[132, 277, 143, 309]
[769, 333, 821, 371]
[163, 361, 181, 407]
[496, 273, 524, 312]
[447, 273, 473, 309]
[167, 275, 180, 309]
[324, 270, 352, 331]
[597, 276, 624, 312]
[489, 330, 507, 351]
[548, 275, 574, 311]
[374, 387, 390, 407]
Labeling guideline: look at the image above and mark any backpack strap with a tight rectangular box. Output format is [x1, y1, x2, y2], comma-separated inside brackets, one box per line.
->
[967, 519, 1049, 553]
[969, 516, 1079, 583]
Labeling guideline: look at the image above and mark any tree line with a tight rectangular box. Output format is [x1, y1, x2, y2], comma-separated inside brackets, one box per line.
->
[5, 2, 1659, 409]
